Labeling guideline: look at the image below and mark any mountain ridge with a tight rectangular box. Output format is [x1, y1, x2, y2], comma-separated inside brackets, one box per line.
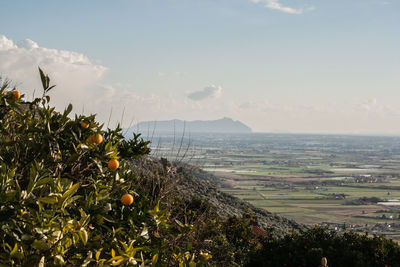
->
[126, 117, 252, 134]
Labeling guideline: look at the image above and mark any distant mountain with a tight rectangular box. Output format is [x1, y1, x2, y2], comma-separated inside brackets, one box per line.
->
[127, 117, 252, 134]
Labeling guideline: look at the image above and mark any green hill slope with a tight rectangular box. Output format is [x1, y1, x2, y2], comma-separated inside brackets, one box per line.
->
[168, 163, 303, 237]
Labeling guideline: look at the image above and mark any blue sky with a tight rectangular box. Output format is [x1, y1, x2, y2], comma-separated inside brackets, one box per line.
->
[0, 0, 399, 134]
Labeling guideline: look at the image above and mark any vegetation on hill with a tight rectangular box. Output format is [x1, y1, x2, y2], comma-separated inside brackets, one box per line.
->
[247, 225, 400, 267]
[170, 164, 303, 237]
[0, 69, 267, 266]
[1, 69, 400, 267]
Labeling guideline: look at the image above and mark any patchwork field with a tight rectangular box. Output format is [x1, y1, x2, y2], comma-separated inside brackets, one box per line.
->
[149, 133, 400, 240]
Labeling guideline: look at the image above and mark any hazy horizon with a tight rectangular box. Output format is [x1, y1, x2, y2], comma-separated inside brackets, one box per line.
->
[1, 0, 399, 134]
[130, 117, 400, 138]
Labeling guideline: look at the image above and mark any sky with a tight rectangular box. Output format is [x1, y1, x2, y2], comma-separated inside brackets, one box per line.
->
[0, 0, 399, 134]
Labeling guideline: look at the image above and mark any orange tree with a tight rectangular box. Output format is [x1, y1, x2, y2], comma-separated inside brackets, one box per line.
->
[0, 69, 217, 266]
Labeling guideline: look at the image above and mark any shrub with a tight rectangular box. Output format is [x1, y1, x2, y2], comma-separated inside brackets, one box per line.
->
[246, 225, 400, 267]
[0, 69, 213, 266]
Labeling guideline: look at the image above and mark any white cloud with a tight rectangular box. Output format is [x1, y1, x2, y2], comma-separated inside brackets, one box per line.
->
[0, 34, 106, 110]
[250, 0, 311, 14]
[0, 35, 225, 128]
[0, 35, 16, 50]
[187, 85, 223, 101]
[266, 0, 303, 14]
[17, 39, 39, 49]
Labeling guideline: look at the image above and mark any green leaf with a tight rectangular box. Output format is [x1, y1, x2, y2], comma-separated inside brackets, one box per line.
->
[140, 227, 149, 239]
[47, 84, 56, 92]
[152, 254, 158, 265]
[63, 104, 73, 118]
[79, 229, 88, 245]
[46, 121, 51, 134]
[111, 249, 116, 258]
[62, 195, 81, 210]
[175, 219, 184, 228]
[92, 158, 103, 173]
[54, 255, 65, 264]
[32, 240, 49, 250]
[60, 183, 80, 202]
[3, 243, 11, 251]
[27, 176, 36, 195]
[111, 258, 124, 266]
[15, 179, 21, 200]
[79, 209, 91, 227]
[38, 196, 58, 204]
[39, 67, 48, 90]
[10, 243, 18, 257]
[36, 177, 53, 187]
[96, 248, 103, 261]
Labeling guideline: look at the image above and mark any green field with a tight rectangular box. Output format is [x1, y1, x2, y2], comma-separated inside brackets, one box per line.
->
[150, 133, 400, 239]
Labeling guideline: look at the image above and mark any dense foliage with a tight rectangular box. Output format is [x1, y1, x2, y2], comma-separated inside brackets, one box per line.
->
[247, 225, 400, 267]
[0, 70, 247, 266]
[1, 70, 400, 267]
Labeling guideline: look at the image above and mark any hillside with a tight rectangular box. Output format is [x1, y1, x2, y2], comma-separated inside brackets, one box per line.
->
[127, 117, 252, 135]
[174, 164, 304, 237]
[131, 158, 303, 237]
[2, 70, 400, 267]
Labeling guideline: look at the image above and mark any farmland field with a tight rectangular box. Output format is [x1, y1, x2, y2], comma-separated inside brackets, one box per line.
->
[146, 132, 400, 240]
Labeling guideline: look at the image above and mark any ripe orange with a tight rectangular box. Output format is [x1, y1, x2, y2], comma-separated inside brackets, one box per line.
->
[91, 134, 103, 144]
[12, 90, 21, 99]
[80, 121, 89, 129]
[108, 159, 119, 170]
[321, 257, 328, 267]
[121, 194, 134, 205]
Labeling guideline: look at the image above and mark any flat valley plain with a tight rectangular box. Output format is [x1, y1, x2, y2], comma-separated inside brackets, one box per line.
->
[147, 132, 400, 240]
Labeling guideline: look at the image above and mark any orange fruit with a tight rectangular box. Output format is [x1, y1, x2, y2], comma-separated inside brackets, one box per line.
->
[80, 121, 89, 129]
[121, 194, 134, 205]
[91, 134, 103, 144]
[12, 90, 21, 99]
[108, 159, 119, 170]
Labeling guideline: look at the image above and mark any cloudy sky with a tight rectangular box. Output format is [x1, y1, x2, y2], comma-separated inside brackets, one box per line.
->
[0, 0, 399, 134]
